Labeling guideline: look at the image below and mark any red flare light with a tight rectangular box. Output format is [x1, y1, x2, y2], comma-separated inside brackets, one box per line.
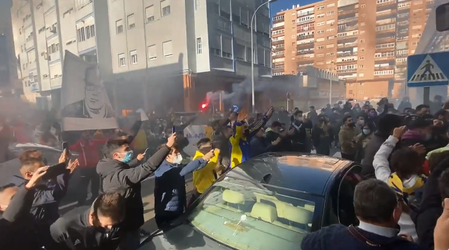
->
[201, 103, 208, 110]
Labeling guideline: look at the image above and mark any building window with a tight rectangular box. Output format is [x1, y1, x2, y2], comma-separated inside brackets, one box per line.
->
[130, 50, 138, 64]
[127, 14, 135, 29]
[77, 28, 84, 41]
[161, 0, 171, 17]
[196, 37, 202, 54]
[86, 25, 91, 39]
[145, 5, 155, 22]
[90, 25, 95, 37]
[118, 53, 126, 67]
[162, 40, 173, 57]
[148, 45, 157, 60]
[116, 19, 124, 34]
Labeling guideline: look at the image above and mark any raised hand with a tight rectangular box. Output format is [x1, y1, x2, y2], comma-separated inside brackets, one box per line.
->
[392, 126, 407, 139]
[202, 150, 216, 162]
[166, 132, 177, 148]
[25, 166, 49, 189]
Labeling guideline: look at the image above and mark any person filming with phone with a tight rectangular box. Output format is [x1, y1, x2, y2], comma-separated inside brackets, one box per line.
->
[97, 133, 177, 250]
[154, 141, 216, 231]
[15, 148, 79, 248]
[0, 166, 50, 250]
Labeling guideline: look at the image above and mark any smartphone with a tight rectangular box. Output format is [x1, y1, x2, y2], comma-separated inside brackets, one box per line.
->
[172, 126, 176, 134]
[62, 141, 69, 151]
[42, 162, 68, 180]
[143, 148, 149, 155]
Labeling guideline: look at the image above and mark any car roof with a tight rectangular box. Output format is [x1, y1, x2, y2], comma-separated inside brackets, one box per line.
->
[235, 152, 353, 196]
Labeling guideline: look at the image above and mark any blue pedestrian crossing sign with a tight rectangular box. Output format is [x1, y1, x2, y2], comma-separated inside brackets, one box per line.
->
[407, 52, 449, 87]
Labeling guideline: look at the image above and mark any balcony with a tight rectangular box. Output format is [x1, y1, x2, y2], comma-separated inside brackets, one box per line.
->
[337, 41, 358, 48]
[376, 18, 396, 26]
[273, 16, 284, 23]
[297, 54, 315, 61]
[297, 34, 314, 40]
[374, 55, 396, 61]
[338, 24, 358, 32]
[338, 16, 358, 24]
[297, 11, 314, 17]
[338, 30, 358, 39]
[338, 7, 358, 16]
[272, 39, 284, 45]
[338, 68, 357, 74]
[337, 51, 357, 57]
[337, 57, 357, 64]
[376, 9, 396, 17]
[297, 42, 314, 48]
[272, 53, 284, 59]
[398, 21, 409, 26]
[377, 0, 397, 7]
[396, 36, 409, 41]
[297, 49, 314, 55]
[398, 3, 411, 10]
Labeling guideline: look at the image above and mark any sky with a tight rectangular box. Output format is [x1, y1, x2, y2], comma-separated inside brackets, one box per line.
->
[271, 0, 319, 15]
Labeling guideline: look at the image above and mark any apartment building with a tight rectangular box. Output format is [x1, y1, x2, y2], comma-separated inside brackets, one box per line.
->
[0, 0, 20, 96]
[272, 0, 433, 101]
[11, 0, 271, 111]
[107, 0, 272, 111]
[11, 0, 112, 108]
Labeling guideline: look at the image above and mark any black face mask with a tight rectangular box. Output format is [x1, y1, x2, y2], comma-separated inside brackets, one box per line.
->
[348, 122, 356, 128]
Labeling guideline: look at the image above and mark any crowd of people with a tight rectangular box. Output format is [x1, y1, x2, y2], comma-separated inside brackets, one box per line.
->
[1, 96, 449, 249]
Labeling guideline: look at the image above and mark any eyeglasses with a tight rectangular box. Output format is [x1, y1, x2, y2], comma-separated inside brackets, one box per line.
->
[85, 83, 104, 92]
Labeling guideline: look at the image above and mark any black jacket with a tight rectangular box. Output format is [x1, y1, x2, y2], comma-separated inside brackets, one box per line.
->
[412, 156, 449, 249]
[250, 136, 275, 157]
[301, 224, 426, 250]
[49, 206, 123, 250]
[0, 186, 41, 250]
[29, 172, 70, 227]
[96, 145, 170, 231]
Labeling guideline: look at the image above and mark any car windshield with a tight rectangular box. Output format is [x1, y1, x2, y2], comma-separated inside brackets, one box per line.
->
[187, 165, 323, 250]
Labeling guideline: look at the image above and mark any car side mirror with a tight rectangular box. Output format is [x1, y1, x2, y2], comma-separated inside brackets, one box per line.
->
[436, 3, 449, 32]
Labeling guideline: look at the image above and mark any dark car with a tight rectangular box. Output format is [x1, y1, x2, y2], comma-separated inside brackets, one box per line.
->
[139, 152, 364, 250]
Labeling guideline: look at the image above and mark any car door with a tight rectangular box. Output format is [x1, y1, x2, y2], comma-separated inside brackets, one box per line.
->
[336, 164, 364, 227]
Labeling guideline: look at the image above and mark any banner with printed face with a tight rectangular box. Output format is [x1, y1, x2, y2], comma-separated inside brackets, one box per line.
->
[60, 51, 118, 131]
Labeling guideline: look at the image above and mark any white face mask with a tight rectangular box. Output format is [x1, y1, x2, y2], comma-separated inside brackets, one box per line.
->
[403, 175, 418, 189]
[358, 120, 365, 125]
[173, 154, 183, 165]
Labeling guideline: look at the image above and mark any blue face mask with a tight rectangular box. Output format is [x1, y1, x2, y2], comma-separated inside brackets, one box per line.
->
[121, 151, 134, 164]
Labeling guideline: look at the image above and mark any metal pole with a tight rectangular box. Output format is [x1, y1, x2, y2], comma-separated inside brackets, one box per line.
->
[251, 0, 272, 114]
[251, 18, 255, 113]
[329, 79, 332, 104]
[423, 86, 430, 105]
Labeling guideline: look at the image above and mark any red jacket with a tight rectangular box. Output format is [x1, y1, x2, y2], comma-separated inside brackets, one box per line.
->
[69, 138, 108, 167]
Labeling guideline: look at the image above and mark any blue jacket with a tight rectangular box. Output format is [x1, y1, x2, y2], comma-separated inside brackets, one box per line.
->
[301, 224, 426, 250]
[154, 159, 207, 215]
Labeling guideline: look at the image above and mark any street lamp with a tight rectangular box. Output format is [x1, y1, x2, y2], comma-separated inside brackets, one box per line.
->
[251, 0, 277, 114]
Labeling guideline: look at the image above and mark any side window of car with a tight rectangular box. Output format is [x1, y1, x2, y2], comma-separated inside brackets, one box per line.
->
[337, 164, 364, 227]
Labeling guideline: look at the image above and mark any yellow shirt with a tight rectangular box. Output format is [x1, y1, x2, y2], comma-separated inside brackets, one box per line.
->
[192, 150, 219, 194]
[388, 173, 427, 202]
